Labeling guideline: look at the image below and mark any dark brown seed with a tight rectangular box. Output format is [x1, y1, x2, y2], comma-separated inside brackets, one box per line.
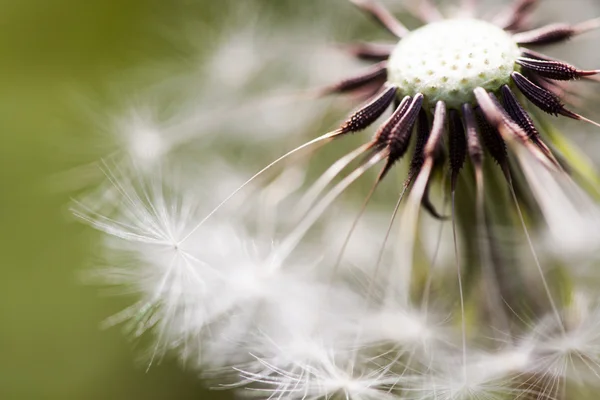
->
[350, 0, 409, 38]
[519, 47, 558, 62]
[524, 73, 584, 107]
[387, 95, 424, 154]
[474, 107, 507, 166]
[501, 85, 540, 140]
[407, 108, 430, 178]
[449, 109, 467, 186]
[511, 72, 579, 119]
[513, 23, 575, 45]
[525, 73, 565, 96]
[516, 57, 599, 81]
[379, 94, 424, 177]
[344, 42, 394, 62]
[323, 61, 388, 95]
[422, 182, 445, 220]
[501, 85, 556, 159]
[488, 91, 531, 143]
[520, 47, 600, 85]
[372, 95, 411, 144]
[530, 75, 587, 108]
[496, 0, 539, 31]
[476, 88, 558, 167]
[339, 85, 398, 134]
[462, 104, 483, 167]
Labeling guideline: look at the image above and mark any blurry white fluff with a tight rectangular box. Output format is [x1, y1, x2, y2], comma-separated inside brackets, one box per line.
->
[76, 154, 600, 400]
[73, 159, 472, 398]
[74, 163, 367, 369]
[72, 3, 600, 398]
[235, 340, 408, 400]
[131, 3, 359, 149]
[516, 145, 600, 261]
[62, 2, 361, 198]
[513, 291, 600, 389]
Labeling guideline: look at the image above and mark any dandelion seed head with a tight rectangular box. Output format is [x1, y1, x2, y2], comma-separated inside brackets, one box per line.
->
[388, 19, 520, 108]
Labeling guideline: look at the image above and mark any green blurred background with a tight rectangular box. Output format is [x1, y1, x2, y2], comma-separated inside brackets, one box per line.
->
[2, 0, 599, 399]
[0, 0, 316, 398]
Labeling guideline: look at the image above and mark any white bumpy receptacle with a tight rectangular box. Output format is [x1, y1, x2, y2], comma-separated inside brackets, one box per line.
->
[387, 19, 520, 108]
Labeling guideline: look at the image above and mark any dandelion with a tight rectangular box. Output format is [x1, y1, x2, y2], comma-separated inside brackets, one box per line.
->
[204, 0, 600, 294]
[278, 0, 600, 260]
[195, 0, 600, 367]
[75, 0, 600, 399]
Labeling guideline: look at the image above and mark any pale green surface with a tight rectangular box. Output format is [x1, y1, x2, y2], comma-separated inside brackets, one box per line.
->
[388, 19, 520, 108]
[0, 0, 264, 398]
[1, 0, 599, 399]
[0, 0, 347, 398]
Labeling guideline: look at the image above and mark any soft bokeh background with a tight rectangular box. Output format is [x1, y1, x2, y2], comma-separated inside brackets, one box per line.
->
[0, 1, 338, 398]
[2, 0, 600, 399]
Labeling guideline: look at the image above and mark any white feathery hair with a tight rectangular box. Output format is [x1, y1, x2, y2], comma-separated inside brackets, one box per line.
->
[403, 348, 532, 400]
[234, 337, 410, 400]
[74, 160, 373, 372]
[72, 0, 600, 399]
[514, 291, 600, 391]
[515, 145, 600, 261]
[61, 2, 358, 198]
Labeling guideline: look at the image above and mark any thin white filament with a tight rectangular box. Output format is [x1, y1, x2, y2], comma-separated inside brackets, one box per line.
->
[420, 172, 448, 314]
[474, 166, 512, 338]
[388, 159, 434, 306]
[180, 131, 339, 243]
[330, 170, 384, 280]
[293, 143, 372, 221]
[451, 188, 468, 384]
[269, 150, 388, 270]
[508, 152, 565, 333]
